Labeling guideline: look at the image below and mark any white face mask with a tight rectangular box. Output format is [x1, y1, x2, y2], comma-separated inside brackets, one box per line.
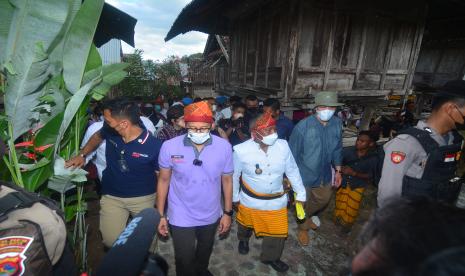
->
[188, 131, 211, 144]
[261, 132, 278, 146]
[211, 104, 217, 112]
[233, 113, 244, 120]
[317, 109, 335, 121]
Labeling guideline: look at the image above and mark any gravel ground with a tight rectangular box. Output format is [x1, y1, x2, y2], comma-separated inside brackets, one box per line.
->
[87, 184, 465, 275]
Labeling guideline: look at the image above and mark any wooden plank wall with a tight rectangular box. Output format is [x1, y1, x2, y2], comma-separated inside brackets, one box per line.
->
[293, 2, 424, 98]
[227, 0, 426, 100]
[414, 43, 465, 88]
[229, 0, 290, 95]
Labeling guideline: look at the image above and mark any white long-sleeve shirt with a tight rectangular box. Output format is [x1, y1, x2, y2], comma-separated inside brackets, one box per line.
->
[233, 139, 306, 211]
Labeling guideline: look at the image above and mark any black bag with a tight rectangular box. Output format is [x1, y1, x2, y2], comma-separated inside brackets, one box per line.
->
[0, 181, 76, 276]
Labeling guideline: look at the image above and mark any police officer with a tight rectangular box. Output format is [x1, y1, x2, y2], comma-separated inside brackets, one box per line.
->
[378, 80, 465, 207]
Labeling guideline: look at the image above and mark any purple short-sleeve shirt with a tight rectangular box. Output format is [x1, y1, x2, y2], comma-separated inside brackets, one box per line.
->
[159, 134, 233, 227]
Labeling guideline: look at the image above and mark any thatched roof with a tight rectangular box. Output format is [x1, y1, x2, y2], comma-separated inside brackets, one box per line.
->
[165, 0, 269, 41]
[165, 0, 465, 42]
[165, 0, 230, 42]
[95, 3, 137, 47]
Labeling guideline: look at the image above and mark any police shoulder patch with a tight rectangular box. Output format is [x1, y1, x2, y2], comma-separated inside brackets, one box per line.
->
[391, 151, 406, 164]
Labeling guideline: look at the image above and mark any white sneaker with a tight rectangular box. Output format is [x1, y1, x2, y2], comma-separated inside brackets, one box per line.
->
[311, 216, 321, 227]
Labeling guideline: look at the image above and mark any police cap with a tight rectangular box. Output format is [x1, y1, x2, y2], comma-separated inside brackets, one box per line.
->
[438, 80, 465, 98]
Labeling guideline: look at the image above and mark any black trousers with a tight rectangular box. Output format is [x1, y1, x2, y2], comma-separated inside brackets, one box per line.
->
[237, 223, 285, 262]
[170, 220, 219, 276]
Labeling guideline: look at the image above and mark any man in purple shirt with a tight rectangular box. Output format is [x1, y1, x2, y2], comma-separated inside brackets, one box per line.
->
[157, 101, 233, 276]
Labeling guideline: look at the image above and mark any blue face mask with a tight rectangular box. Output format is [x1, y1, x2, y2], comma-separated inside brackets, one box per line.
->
[154, 105, 162, 112]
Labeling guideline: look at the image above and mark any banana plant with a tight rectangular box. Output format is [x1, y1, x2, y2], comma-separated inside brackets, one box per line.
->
[1, 0, 128, 272]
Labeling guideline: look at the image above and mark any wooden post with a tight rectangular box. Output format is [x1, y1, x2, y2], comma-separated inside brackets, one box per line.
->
[323, 13, 337, 90]
[338, 15, 350, 68]
[415, 93, 425, 117]
[353, 18, 367, 89]
[254, 9, 261, 87]
[404, 5, 427, 90]
[284, 0, 303, 102]
[359, 105, 375, 131]
[243, 26, 248, 85]
[379, 25, 395, 90]
[215, 35, 229, 64]
[265, 23, 272, 88]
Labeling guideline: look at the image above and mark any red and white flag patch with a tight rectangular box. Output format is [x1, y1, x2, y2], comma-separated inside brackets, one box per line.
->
[444, 153, 456, 163]
[391, 151, 406, 164]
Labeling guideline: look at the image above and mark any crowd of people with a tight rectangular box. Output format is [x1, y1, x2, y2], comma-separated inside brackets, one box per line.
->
[61, 81, 465, 275]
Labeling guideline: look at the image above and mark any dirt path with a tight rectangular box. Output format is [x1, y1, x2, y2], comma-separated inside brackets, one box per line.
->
[86, 186, 377, 275]
[86, 184, 465, 275]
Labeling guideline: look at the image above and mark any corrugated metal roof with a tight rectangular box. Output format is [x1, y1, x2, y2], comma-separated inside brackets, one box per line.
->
[97, 39, 122, 65]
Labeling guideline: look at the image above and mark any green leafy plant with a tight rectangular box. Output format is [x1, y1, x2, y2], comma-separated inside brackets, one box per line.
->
[0, 0, 128, 272]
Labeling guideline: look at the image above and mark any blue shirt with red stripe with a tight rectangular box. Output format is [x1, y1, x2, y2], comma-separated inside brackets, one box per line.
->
[100, 125, 162, 197]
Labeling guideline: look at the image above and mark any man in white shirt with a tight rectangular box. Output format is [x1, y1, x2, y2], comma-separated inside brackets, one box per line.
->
[232, 111, 306, 273]
[82, 117, 155, 180]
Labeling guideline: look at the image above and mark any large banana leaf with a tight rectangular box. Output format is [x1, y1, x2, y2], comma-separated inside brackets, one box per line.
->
[4, 43, 51, 140]
[0, 1, 14, 65]
[22, 62, 127, 191]
[4, 0, 69, 61]
[53, 77, 100, 155]
[84, 44, 103, 74]
[3, 0, 70, 140]
[83, 63, 129, 100]
[33, 75, 67, 127]
[63, 0, 104, 93]
[48, 0, 83, 75]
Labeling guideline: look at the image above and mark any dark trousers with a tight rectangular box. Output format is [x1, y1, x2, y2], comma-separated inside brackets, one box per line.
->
[237, 223, 285, 262]
[170, 220, 219, 276]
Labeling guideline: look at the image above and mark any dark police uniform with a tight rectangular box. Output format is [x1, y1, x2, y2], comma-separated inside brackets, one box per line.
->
[378, 120, 463, 207]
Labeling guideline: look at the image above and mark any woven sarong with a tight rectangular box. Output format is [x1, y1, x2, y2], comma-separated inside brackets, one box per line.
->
[334, 185, 365, 226]
[236, 204, 288, 238]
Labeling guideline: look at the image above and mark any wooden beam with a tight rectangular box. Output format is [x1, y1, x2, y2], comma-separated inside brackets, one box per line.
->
[404, 4, 427, 90]
[215, 35, 229, 64]
[353, 18, 367, 89]
[279, 11, 287, 91]
[265, 21, 272, 88]
[243, 25, 248, 85]
[379, 24, 395, 90]
[338, 15, 350, 68]
[284, 0, 303, 102]
[359, 105, 375, 131]
[254, 9, 262, 87]
[323, 12, 337, 90]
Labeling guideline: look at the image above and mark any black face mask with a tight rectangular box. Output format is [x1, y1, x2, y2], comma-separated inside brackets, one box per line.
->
[451, 105, 465, 130]
[102, 121, 119, 136]
[455, 121, 465, 130]
[247, 108, 258, 115]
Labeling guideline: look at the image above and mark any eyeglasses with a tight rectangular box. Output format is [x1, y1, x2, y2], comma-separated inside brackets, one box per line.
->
[186, 127, 211, 133]
[454, 105, 465, 118]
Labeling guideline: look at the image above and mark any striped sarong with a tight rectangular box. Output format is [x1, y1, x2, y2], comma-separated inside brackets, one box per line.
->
[236, 204, 288, 238]
[334, 185, 365, 226]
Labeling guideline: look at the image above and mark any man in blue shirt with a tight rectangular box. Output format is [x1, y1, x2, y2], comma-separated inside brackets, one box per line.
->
[263, 98, 294, 140]
[66, 98, 162, 248]
[289, 91, 343, 246]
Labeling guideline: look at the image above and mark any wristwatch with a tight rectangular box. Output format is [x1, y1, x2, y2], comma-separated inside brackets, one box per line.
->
[223, 210, 234, 217]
